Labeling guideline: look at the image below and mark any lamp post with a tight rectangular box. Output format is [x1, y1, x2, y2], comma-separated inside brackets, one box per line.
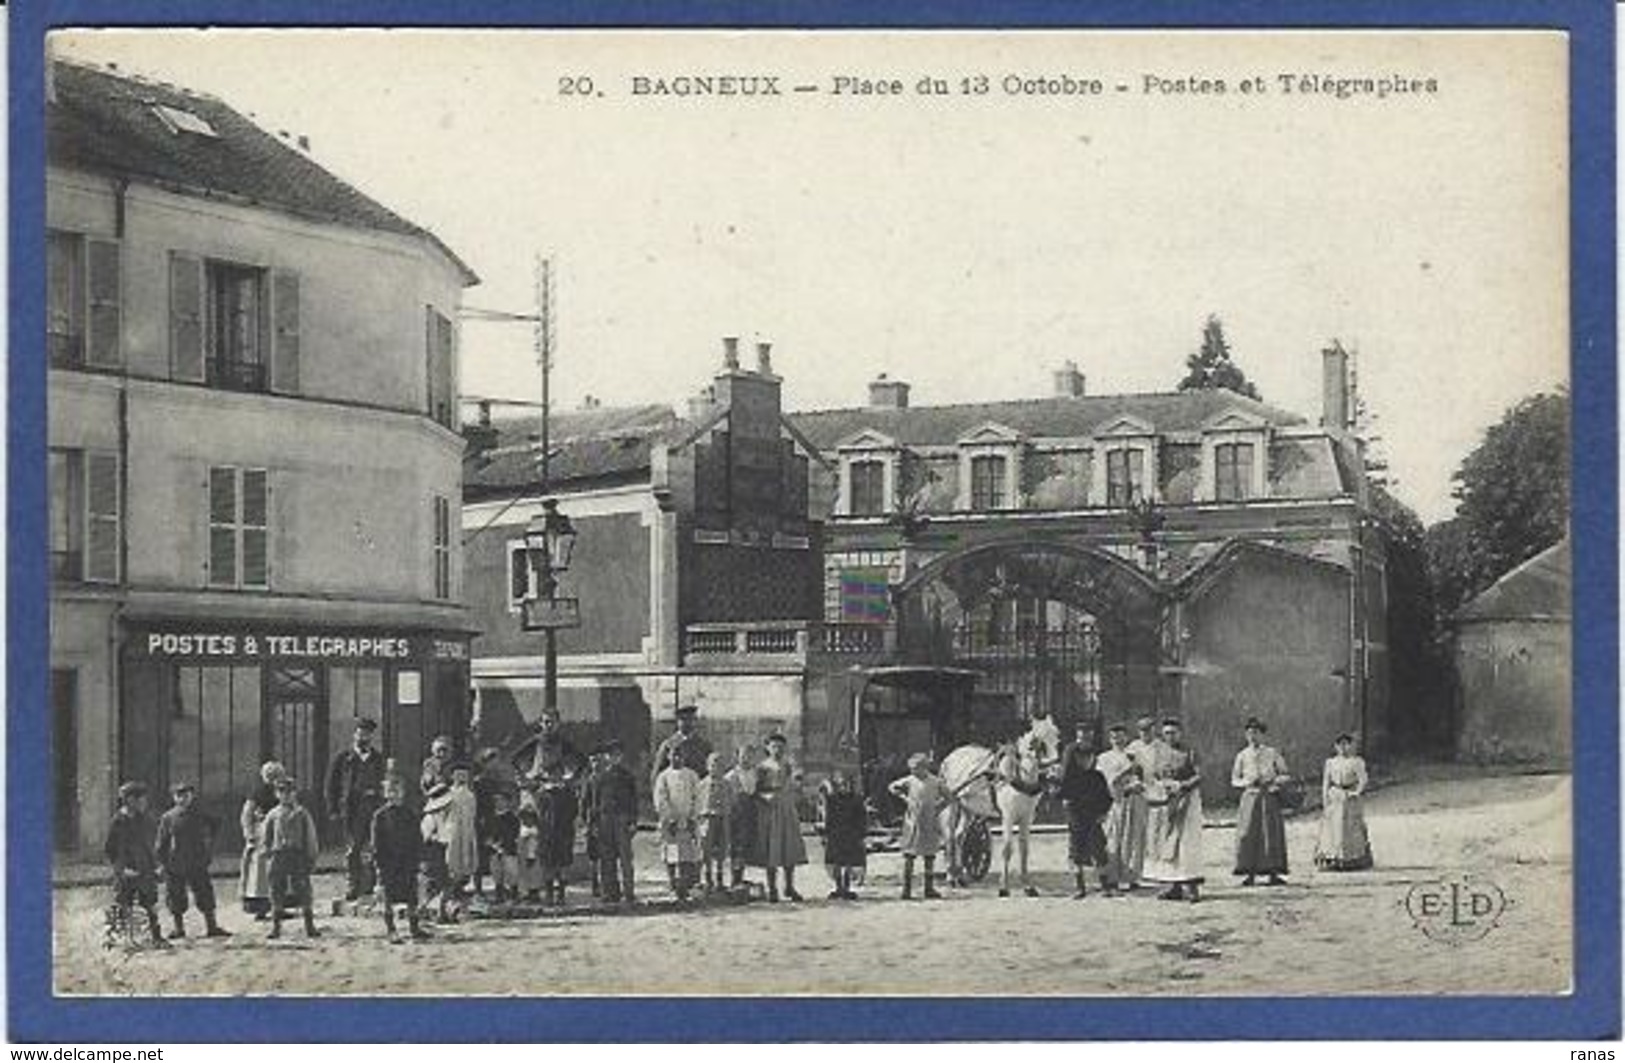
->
[521, 497, 579, 713]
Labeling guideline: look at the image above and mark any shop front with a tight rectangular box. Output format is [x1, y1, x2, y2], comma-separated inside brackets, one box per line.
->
[120, 621, 472, 849]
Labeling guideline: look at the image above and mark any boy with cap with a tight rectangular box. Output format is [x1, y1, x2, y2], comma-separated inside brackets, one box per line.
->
[1057, 725, 1115, 899]
[104, 781, 167, 947]
[155, 781, 230, 938]
[588, 739, 639, 904]
[264, 777, 322, 939]
[371, 774, 428, 942]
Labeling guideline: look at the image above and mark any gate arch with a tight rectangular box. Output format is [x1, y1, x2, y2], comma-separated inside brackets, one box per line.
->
[893, 538, 1168, 739]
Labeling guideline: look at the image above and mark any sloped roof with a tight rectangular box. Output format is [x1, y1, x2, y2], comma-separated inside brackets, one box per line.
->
[1455, 539, 1571, 622]
[788, 388, 1307, 449]
[48, 60, 477, 284]
[464, 405, 680, 498]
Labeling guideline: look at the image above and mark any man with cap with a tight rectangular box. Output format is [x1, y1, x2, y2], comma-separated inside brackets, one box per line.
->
[104, 780, 167, 947]
[155, 780, 230, 938]
[324, 717, 386, 901]
[651, 704, 712, 792]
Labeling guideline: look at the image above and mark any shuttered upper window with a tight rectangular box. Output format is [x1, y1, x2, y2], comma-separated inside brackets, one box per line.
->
[426, 307, 455, 429]
[47, 231, 121, 369]
[432, 495, 452, 601]
[49, 448, 119, 583]
[169, 253, 299, 395]
[208, 466, 269, 589]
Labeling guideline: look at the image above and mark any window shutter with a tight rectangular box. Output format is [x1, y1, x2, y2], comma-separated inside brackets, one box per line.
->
[84, 451, 120, 583]
[437, 313, 456, 428]
[510, 543, 530, 603]
[270, 271, 300, 394]
[242, 469, 269, 588]
[425, 307, 437, 420]
[169, 253, 205, 382]
[86, 239, 122, 367]
[208, 467, 237, 586]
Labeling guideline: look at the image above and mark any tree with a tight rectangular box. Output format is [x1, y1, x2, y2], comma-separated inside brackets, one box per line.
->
[1426, 389, 1570, 614]
[1371, 484, 1451, 748]
[1178, 314, 1261, 400]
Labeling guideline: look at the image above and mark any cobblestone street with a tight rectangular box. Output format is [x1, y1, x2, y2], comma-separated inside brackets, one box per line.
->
[53, 771, 1570, 997]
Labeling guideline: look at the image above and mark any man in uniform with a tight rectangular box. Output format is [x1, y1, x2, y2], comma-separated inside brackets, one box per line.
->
[651, 704, 713, 789]
[324, 717, 386, 901]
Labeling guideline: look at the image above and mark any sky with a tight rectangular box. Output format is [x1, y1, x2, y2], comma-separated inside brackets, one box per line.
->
[51, 29, 1570, 523]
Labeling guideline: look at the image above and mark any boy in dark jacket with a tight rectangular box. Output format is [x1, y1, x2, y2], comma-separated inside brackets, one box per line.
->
[589, 740, 639, 904]
[1058, 730, 1116, 899]
[155, 781, 230, 939]
[104, 781, 166, 947]
[371, 774, 427, 943]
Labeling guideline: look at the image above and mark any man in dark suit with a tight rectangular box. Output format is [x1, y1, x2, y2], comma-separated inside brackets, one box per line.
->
[324, 717, 386, 901]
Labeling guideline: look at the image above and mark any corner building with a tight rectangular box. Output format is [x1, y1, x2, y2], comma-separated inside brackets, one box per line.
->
[47, 61, 478, 851]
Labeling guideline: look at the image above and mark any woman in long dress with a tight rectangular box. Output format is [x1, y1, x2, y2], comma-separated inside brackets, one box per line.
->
[1315, 733, 1374, 870]
[754, 732, 807, 902]
[1231, 717, 1291, 887]
[1142, 719, 1205, 902]
[1095, 723, 1148, 891]
[238, 760, 285, 919]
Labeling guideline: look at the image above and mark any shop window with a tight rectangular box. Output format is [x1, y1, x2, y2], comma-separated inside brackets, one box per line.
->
[969, 454, 1007, 511]
[1105, 448, 1145, 506]
[848, 460, 887, 516]
[208, 466, 269, 589]
[1214, 441, 1255, 502]
[171, 664, 262, 849]
[433, 495, 452, 600]
[49, 448, 119, 583]
[47, 230, 121, 369]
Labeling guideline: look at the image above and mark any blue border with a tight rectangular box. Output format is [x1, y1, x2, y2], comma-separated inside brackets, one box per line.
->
[10, 0, 1618, 1043]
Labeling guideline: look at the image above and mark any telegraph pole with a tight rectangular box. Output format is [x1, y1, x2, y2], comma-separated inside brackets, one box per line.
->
[534, 254, 558, 713]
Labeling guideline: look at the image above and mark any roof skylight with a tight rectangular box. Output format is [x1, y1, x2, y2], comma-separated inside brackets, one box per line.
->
[151, 103, 217, 138]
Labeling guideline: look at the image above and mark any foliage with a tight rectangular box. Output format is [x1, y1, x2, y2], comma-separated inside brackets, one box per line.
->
[1426, 390, 1570, 614]
[1177, 314, 1261, 400]
[1370, 484, 1451, 747]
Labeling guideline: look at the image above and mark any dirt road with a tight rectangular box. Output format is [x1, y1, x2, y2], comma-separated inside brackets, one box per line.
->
[53, 771, 1570, 997]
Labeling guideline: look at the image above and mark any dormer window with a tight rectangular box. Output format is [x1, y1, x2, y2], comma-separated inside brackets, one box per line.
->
[1213, 441, 1255, 501]
[835, 429, 901, 517]
[956, 422, 1023, 512]
[1200, 408, 1271, 502]
[969, 454, 1007, 511]
[1105, 448, 1145, 506]
[1091, 414, 1158, 508]
[848, 459, 887, 516]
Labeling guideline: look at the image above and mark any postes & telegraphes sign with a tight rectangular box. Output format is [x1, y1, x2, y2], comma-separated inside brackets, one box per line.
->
[128, 625, 470, 663]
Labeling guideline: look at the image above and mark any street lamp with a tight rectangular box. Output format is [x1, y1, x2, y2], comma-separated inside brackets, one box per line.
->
[521, 497, 580, 712]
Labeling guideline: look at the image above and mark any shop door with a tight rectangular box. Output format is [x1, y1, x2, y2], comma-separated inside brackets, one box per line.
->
[266, 667, 325, 816]
[52, 669, 78, 850]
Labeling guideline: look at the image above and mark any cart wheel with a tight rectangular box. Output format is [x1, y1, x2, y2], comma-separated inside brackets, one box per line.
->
[961, 818, 993, 882]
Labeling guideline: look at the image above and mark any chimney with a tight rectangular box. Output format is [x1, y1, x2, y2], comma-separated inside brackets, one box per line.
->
[1321, 343, 1350, 433]
[477, 400, 492, 428]
[756, 340, 775, 377]
[580, 394, 601, 410]
[722, 336, 741, 371]
[868, 373, 910, 409]
[1053, 360, 1086, 398]
[297, 134, 311, 152]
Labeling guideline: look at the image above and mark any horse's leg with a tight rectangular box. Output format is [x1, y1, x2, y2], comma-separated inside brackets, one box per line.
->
[1019, 816, 1033, 887]
[999, 801, 1016, 893]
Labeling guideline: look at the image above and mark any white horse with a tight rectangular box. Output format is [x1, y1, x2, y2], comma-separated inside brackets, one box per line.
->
[994, 734, 1055, 896]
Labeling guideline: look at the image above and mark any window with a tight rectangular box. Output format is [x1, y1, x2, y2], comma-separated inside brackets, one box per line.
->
[432, 496, 452, 600]
[969, 455, 1007, 511]
[1214, 441, 1255, 502]
[151, 104, 218, 138]
[507, 540, 537, 610]
[1106, 448, 1145, 507]
[169, 255, 299, 393]
[47, 231, 120, 369]
[848, 460, 886, 516]
[208, 466, 268, 589]
[49, 449, 119, 583]
[426, 308, 455, 429]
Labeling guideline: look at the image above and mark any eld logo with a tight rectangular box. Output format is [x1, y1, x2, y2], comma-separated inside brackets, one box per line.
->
[1405, 875, 1508, 944]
